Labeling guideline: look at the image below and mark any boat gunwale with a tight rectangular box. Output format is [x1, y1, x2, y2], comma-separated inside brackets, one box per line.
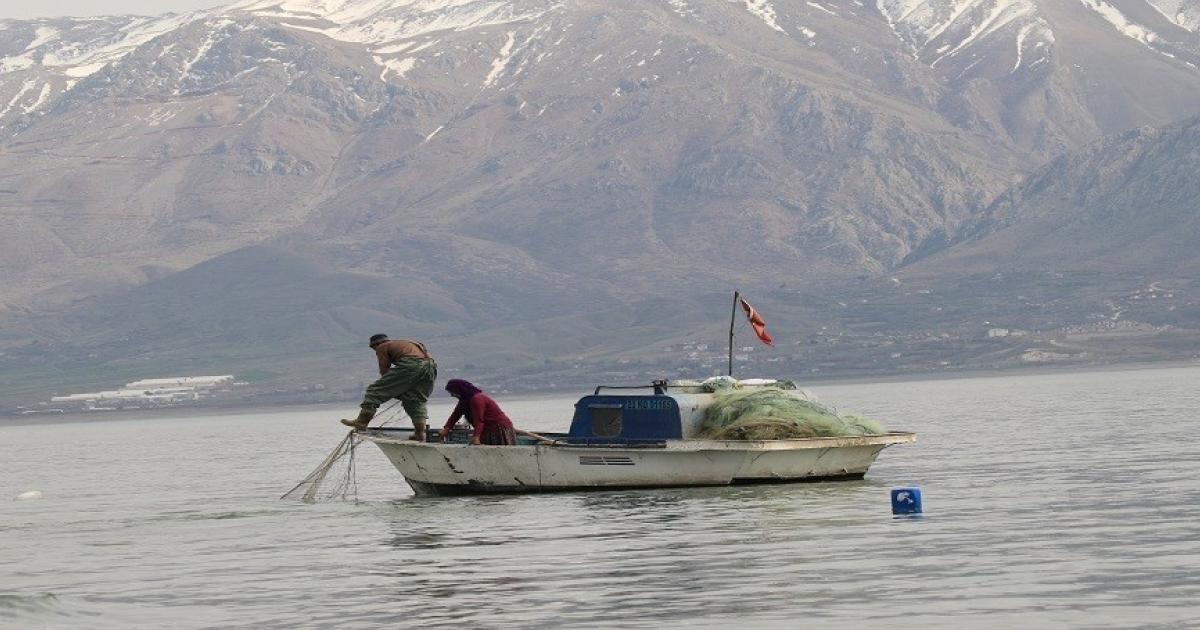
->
[360, 429, 915, 450]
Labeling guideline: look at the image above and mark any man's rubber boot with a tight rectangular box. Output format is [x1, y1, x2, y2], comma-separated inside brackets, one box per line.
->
[409, 419, 427, 442]
[340, 407, 375, 430]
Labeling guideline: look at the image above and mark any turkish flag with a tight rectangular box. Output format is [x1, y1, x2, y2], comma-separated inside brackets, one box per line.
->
[739, 297, 774, 346]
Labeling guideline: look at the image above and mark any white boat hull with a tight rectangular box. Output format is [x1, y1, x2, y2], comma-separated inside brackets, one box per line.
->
[362, 431, 915, 496]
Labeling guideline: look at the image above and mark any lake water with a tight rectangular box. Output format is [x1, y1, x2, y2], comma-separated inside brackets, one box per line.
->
[3, 366, 1200, 628]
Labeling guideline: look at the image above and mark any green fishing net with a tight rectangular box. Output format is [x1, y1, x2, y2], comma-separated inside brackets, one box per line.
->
[699, 388, 885, 440]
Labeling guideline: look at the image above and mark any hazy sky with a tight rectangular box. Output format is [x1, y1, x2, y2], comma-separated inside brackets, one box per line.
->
[1, 0, 228, 19]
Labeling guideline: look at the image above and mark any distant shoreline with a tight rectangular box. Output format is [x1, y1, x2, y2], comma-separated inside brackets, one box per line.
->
[4, 359, 1197, 427]
[789, 357, 1200, 387]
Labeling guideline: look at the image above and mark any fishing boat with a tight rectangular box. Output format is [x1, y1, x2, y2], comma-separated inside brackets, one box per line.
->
[359, 378, 915, 496]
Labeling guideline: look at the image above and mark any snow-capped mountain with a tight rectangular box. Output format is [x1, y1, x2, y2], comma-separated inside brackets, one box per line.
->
[1, 0, 1200, 402]
[3, 0, 1199, 149]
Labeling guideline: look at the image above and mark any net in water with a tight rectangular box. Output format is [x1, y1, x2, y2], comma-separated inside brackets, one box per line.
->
[699, 387, 885, 440]
[280, 430, 362, 503]
[281, 401, 412, 503]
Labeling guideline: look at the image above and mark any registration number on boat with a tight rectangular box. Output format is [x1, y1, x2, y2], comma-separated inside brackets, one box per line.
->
[622, 399, 672, 411]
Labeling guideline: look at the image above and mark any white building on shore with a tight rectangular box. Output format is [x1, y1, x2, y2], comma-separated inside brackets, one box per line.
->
[50, 375, 236, 409]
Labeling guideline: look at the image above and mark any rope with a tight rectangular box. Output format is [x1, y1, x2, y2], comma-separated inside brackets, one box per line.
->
[347, 433, 359, 505]
[374, 399, 403, 425]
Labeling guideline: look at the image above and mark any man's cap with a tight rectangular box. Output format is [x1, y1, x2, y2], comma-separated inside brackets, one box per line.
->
[368, 334, 389, 346]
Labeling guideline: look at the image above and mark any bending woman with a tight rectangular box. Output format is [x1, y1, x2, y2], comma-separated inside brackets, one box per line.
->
[438, 379, 517, 446]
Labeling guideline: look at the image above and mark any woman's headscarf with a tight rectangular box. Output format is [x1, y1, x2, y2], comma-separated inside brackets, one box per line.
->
[445, 379, 482, 399]
[445, 379, 484, 422]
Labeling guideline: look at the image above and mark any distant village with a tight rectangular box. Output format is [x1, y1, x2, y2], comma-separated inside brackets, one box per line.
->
[23, 375, 243, 414]
[9, 310, 1190, 415]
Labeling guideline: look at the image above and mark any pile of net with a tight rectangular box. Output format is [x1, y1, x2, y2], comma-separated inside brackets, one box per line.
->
[699, 388, 885, 440]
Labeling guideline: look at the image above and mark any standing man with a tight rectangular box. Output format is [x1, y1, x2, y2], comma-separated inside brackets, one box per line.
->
[341, 334, 437, 440]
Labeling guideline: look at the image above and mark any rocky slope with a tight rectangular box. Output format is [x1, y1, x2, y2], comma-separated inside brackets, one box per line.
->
[906, 114, 1200, 277]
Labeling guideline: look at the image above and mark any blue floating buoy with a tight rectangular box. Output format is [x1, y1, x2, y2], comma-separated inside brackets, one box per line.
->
[891, 487, 922, 515]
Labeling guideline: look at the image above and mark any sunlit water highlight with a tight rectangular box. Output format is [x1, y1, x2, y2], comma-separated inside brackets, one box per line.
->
[3, 367, 1199, 628]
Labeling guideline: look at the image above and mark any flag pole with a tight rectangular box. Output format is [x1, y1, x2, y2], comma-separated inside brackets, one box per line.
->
[728, 290, 739, 377]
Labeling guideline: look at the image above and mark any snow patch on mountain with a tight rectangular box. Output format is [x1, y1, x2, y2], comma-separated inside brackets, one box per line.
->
[1078, 0, 1200, 68]
[738, 0, 786, 32]
[1147, 0, 1200, 32]
[233, 0, 561, 49]
[24, 82, 50, 113]
[232, 0, 564, 85]
[0, 13, 202, 79]
[374, 41, 415, 54]
[375, 55, 416, 79]
[0, 53, 35, 73]
[175, 19, 235, 95]
[44, 15, 198, 76]
[0, 79, 37, 120]
[483, 30, 515, 86]
[26, 26, 60, 51]
[807, 2, 838, 17]
[878, 0, 1053, 73]
[1012, 21, 1053, 72]
[63, 62, 110, 78]
[665, 0, 696, 18]
[1079, 0, 1158, 45]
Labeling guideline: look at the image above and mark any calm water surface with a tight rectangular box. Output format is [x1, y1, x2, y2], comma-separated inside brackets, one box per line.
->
[3, 367, 1200, 628]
